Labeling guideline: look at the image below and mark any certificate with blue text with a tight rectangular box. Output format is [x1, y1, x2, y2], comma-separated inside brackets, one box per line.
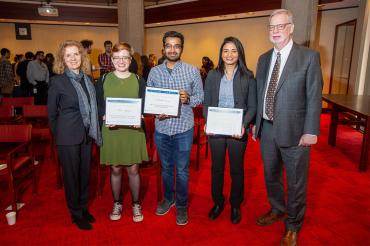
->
[144, 87, 180, 116]
[206, 107, 243, 136]
[105, 97, 142, 126]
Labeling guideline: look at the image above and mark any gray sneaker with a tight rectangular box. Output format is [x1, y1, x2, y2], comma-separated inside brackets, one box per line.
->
[176, 207, 188, 226]
[155, 199, 175, 215]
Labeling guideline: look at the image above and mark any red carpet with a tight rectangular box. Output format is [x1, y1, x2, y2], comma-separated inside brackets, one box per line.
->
[0, 113, 369, 245]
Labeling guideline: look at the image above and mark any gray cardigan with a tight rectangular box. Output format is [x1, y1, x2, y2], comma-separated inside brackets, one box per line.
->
[203, 69, 257, 129]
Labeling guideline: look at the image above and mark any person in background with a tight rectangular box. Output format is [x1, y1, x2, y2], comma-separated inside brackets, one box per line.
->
[44, 53, 55, 79]
[147, 31, 203, 226]
[13, 54, 24, 85]
[81, 39, 93, 55]
[140, 55, 151, 82]
[27, 51, 49, 104]
[95, 42, 148, 223]
[253, 9, 323, 246]
[157, 49, 166, 65]
[148, 53, 157, 68]
[0, 48, 15, 97]
[203, 37, 256, 224]
[129, 52, 140, 74]
[200, 56, 214, 85]
[16, 51, 34, 96]
[81, 39, 94, 75]
[98, 40, 114, 76]
[48, 40, 101, 230]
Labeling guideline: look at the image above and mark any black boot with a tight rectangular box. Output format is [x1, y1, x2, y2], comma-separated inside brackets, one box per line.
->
[208, 204, 224, 220]
[72, 216, 92, 230]
[82, 210, 96, 223]
[230, 207, 241, 224]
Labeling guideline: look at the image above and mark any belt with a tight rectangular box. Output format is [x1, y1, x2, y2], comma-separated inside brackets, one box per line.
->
[263, 118, 273, 124]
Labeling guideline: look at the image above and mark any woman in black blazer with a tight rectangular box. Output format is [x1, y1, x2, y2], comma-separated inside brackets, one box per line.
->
[203, 37, 256, 224]
[48, 40, 102, 230]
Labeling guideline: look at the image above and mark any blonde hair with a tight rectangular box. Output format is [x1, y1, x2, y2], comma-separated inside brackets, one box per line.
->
[269, 9, 294, 24]
[53, 40, 91, 75]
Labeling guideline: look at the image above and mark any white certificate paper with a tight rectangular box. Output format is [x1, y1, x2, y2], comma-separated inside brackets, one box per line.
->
[144, 87, 180, 116]
[105, 97, 142, 126]
[206, 107, 243, 136]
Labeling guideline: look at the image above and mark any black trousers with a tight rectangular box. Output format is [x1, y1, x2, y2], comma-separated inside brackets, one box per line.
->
[34, 81, 48, 105]
[208, 135, 247, 208]
[260, 119, 310, 231]
[57, 140, 92, 219]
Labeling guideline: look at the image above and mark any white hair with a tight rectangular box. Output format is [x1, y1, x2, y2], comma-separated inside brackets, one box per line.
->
[269, 9, 294, 24]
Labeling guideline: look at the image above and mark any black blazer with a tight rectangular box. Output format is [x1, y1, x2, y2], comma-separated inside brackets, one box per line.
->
[95, 72, 146, 128]
[47, 73, 87, 145]
[203, 69, 257, 129]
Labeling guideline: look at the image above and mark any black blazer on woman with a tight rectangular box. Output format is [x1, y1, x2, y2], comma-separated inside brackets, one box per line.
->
[48, 73, 88, 145]
[203, 69, 257, 130]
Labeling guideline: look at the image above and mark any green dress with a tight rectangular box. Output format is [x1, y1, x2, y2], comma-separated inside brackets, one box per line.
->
[100, 73, 148, 166]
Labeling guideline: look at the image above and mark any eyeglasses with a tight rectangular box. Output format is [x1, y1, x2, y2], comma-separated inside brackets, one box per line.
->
[164, 44, 182, 50]
[268, 23, 291, 31]
[112, 56, 131, 62]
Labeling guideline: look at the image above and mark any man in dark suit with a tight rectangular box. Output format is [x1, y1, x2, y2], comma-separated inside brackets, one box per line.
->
[252, 9, 323, 246]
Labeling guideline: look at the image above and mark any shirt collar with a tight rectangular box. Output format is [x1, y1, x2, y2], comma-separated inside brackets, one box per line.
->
[222, 66, 238, 81]
[162, 59, 182, 71]
[274, 39, 293, 57]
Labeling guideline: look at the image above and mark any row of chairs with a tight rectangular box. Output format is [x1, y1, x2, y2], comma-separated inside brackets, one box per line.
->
[0, 97, 50, 217]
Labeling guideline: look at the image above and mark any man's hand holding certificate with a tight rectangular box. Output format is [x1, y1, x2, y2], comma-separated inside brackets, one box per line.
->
[206, 107, 243, 136]
[144, 87, 180, 116]
[105, 97, 142, 126]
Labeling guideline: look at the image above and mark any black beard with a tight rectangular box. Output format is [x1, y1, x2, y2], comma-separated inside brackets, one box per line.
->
[165, 56, 180, 62]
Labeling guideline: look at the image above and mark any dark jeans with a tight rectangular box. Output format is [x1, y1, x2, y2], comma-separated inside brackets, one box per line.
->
[208, 135, 247, 208]
[154, 128, 193, 208]
[57, 140, 92, 219]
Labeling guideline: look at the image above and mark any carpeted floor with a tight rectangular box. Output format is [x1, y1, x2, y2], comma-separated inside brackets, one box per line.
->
[0, 113, 369, 245]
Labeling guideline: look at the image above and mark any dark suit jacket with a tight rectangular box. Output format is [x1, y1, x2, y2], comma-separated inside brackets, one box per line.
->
[47, 73, 87, 145]
[203, 69, 257, 130]
[95, 72, 146, 129]
[254, 43, 323, 147]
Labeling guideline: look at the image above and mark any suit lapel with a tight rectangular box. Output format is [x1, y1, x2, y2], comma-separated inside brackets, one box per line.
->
[215, 71, 222, 104]
[233, 71, 241, 105]
[275, 43, 297, 94]
[261, 50, 274, 97]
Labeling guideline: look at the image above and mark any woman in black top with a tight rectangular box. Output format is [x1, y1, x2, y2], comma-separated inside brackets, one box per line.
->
[48, 40, 101, 230]
[203, 37, 256, 224]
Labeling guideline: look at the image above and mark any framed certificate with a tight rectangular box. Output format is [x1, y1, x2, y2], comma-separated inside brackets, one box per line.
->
[144, 87, 180, 116]
[206, 107, 243, 136]
[105, 97, 142, 126]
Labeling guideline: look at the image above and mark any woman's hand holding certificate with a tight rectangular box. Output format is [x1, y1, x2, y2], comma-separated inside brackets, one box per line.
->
[205, 107, 243, 136]
[105, 97, 142, 126]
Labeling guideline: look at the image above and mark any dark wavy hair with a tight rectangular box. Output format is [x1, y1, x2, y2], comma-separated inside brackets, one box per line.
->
[216, 36, 253, 78]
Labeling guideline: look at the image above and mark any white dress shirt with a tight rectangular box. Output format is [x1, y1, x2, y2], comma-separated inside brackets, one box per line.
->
[263, 39, 293, 120]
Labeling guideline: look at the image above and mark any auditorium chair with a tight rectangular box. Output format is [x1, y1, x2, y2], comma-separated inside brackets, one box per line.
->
[0, 105, 15, 124]
[1, 97, 34, 120]
[0, 124, 37, 215]
[192, 105, 208, 171]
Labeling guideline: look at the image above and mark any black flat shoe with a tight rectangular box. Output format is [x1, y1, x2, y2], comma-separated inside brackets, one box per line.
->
[231, 207, 241, 224]
[72, 216, 92, 230]
[83, 210, 96, 223]
[208, 204, 224, 220]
